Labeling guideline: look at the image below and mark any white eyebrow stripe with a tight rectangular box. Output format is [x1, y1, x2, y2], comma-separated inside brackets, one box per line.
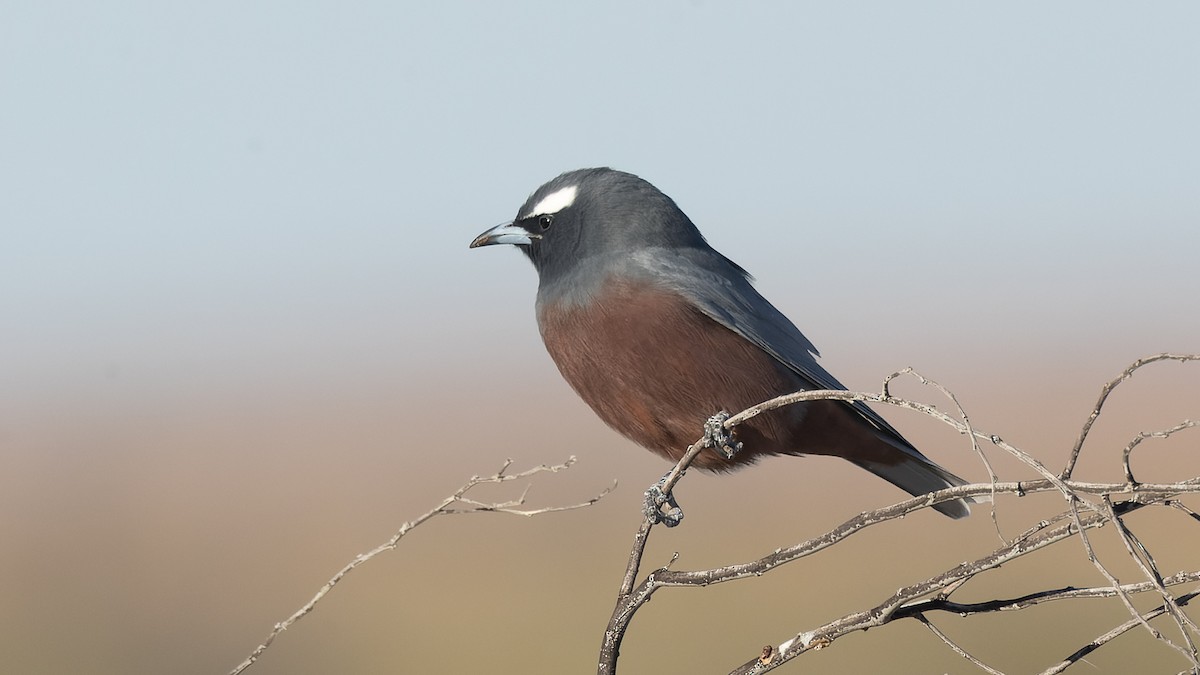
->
[522, 185, 578, 219]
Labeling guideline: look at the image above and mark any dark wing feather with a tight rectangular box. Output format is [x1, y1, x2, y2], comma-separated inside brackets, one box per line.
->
[638, 248, 924, 457]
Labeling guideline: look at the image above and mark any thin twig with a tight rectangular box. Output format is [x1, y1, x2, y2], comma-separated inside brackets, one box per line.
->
[600, 435, 709, 674]
[1101, 496, 1200, 654]
[231, 456, 614, 675]
[1062, 353, 1200, 479]
[898, 570, 1200, 617]
[1123, 420, 1198, 484]
[728, 504, 1131, 673]
[1065, 495, 1179, 658]
[914, 615, 1006, 675]
[1039, 590, 1199, 675]
[885, 367, 1007, 542]
[1171, 500, 1200, 523]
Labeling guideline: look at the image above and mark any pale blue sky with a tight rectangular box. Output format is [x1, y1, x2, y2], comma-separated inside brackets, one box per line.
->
[2, 0, 1197, 416]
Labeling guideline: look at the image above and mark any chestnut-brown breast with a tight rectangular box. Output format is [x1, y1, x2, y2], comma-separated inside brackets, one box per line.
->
[537, 277, 898, 470]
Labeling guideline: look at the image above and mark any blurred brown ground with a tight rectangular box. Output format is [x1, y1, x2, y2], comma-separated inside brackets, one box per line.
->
[1, 343, 1196, 675]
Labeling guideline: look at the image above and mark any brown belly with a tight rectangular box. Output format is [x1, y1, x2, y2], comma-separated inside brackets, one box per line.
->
[537, 278, 819, 470]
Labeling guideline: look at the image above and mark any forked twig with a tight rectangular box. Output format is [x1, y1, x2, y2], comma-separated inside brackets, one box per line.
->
[231, 457, 614, 674]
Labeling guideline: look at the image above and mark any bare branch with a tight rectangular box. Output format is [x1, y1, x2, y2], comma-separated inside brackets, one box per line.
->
[1171, 500, 1200, 523]
[914, 614, 1007, 675]
[1039, 590, 1199, 675]
[1062, 353, 1200, 479]
[885, 367, 1007, 543]
[231, 456, 614, 675]
[1124, 420, 1199, 484]
[600, 353, 1200, 674]
[1063, 495, 1185, 662]
[899, 570, 1200, 617]
[600, 433, 708, 674]
[1100, 496, 1200, 654]
[726, 501, 1165, 673]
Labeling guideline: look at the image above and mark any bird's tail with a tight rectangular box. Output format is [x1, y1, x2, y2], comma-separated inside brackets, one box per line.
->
[851, 455, 973, 519]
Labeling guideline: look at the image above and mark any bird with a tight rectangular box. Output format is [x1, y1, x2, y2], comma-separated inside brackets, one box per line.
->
[470, 168, 971, 520]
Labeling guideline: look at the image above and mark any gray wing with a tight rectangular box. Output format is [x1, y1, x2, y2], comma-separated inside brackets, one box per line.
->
[631, 248, 920, 453]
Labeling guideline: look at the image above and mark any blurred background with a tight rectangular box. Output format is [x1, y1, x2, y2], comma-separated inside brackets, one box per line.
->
[2, 2, 1198, 673]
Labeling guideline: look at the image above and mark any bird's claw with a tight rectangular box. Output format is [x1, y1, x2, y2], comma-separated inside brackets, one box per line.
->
[644, 475, 684, 527]
[641, 413, 739, 527]
[703, 411, 741, 460]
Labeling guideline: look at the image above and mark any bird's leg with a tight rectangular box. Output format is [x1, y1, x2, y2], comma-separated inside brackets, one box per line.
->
[642, 412, 741, 527]
[643, 472, 684, 527]
[703, 411, 742, 460]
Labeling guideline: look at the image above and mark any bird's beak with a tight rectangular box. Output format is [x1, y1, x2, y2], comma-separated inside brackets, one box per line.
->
[469, 222, 540, 248]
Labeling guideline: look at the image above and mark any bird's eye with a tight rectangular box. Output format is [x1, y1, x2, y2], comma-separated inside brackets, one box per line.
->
[538, 214, 553, 231]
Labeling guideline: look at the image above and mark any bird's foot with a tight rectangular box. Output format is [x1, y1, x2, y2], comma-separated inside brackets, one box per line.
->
[642, 413, 739, 527]
[703, 411, 742, 460]
[643, 473, 684, 527]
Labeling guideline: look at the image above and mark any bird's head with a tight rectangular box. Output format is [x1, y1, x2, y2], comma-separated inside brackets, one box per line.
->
[470, 168, 708, 282]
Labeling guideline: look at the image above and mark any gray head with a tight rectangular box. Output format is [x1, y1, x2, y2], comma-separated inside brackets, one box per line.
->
[470, 168, 714, 283]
